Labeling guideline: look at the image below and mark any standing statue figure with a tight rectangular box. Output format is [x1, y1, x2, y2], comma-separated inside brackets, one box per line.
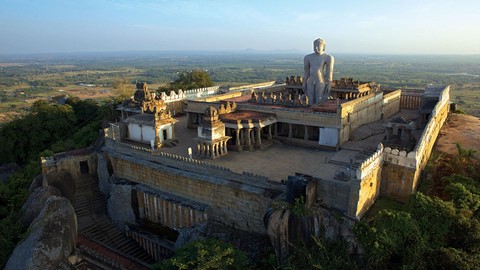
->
[302, 38, 334, 104]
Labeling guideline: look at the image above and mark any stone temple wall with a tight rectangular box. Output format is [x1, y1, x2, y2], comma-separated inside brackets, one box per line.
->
[107, 151, 281, 234]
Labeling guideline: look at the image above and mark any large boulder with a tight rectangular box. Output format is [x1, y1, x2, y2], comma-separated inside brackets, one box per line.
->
[19, 186, 62, 228]
[6, 196, 77, 270]
[28, 174, 44, 192]
[108, 182, 135, 229]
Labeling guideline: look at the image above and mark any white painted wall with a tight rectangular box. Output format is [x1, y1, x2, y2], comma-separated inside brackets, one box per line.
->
[319, 128, 338, 147]
[128, 123, 142, 142]
[142, 126, 155, 143]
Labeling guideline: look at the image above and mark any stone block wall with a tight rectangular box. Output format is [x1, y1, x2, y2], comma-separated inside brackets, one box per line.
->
[107, 153, 278, 234]
[339, 92, 384, 145]
[381, 86, 450, 202]
[382, 90, 401, 119]
[352, 144, 384, 218]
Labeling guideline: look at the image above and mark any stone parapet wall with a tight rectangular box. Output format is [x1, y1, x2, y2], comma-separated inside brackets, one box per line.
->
[413, 86, 449, 180]
[105, 140, 282, 192]
[339, 92, 383, 145]
[382, 90, 402, 119]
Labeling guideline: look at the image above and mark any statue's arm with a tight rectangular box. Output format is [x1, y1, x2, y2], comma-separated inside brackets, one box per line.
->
[326, 55, 334, 82]
[303, 56, 310, 89]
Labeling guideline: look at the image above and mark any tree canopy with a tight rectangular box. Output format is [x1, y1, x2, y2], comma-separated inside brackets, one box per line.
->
[159, 70, 214, 92]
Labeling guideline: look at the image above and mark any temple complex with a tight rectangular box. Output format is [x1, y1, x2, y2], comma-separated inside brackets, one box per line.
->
[38, 39, 451, 267]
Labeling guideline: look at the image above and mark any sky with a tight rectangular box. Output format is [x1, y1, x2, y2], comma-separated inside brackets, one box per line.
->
[0, 0, 479, 55]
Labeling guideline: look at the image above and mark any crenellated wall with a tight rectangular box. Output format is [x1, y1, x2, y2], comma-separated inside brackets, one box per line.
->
[381, 86, 450, 202]
[351, 144, 384, 218]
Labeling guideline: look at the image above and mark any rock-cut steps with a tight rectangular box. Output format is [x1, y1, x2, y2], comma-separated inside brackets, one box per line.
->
[73, 174, 155, 267]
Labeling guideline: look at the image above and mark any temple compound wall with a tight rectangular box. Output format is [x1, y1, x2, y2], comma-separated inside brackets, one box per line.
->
[381, 86, 450, 201]
[103, 145, 283, 234]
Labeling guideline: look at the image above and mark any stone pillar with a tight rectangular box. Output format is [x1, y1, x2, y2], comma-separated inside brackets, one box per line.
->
[246, 129, 252, 146]
[236, 129, 241, 146]
[288, 124, 292, 138]
[274, 123, 278, 136]
[256, 127, 262, 146]
[304, 126, 309, 141]
[268, 125, 272, 140]
[215, 143, 220, 157]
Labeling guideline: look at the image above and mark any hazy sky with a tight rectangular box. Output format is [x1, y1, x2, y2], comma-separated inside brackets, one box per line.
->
[1, 0, 479, 54]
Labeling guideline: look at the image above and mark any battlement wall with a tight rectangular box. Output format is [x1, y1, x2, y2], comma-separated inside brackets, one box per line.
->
[381, 85, 450, 201]
[352, 143, 384, 218]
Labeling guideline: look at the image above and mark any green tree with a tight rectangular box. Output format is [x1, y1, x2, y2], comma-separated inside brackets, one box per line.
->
[112, 78, 134, 100]
[168, 70, 214, 91]
[355, 210, 427, 269]
[154, 238, 249, 270]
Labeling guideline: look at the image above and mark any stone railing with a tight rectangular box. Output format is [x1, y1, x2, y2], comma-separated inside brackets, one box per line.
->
[159, 90, 186, 103]
[355, 143, 384, 180]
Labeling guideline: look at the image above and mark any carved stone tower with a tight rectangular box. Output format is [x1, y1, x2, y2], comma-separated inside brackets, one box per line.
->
[194, 106, 231, 159]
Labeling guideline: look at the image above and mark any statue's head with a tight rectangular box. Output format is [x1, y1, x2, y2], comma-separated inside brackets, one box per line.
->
[313, 38, 326, 54]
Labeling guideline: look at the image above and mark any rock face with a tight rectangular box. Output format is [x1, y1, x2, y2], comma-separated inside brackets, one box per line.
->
[6, 196, 77, 270]
[108, 182, 136, 229]
[28, 174, 44, 192]
[265, 204, 361, 263]
[19, 186, 62, 228]
[97, 153, 113, 196]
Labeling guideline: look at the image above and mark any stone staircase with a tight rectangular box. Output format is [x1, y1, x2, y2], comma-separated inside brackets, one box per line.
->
[73, 174, 155, 268]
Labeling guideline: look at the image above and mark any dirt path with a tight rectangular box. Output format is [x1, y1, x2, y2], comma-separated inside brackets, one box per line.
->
[435, 113, 480, 158]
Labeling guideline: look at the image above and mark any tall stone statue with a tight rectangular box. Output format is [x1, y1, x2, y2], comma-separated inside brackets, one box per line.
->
[302, 38, 334, 104]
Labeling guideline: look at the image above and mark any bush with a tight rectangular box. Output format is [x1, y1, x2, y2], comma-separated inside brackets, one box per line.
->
[154, 238, 250, 270]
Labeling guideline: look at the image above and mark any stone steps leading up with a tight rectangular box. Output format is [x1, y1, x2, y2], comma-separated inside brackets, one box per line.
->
[72, 174, 155, 267]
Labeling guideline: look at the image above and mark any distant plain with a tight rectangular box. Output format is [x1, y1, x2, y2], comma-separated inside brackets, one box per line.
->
[1, 52, 479, 123]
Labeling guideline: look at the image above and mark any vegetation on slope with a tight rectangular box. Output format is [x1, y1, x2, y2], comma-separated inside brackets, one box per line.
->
[0, 98, 117, 267]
